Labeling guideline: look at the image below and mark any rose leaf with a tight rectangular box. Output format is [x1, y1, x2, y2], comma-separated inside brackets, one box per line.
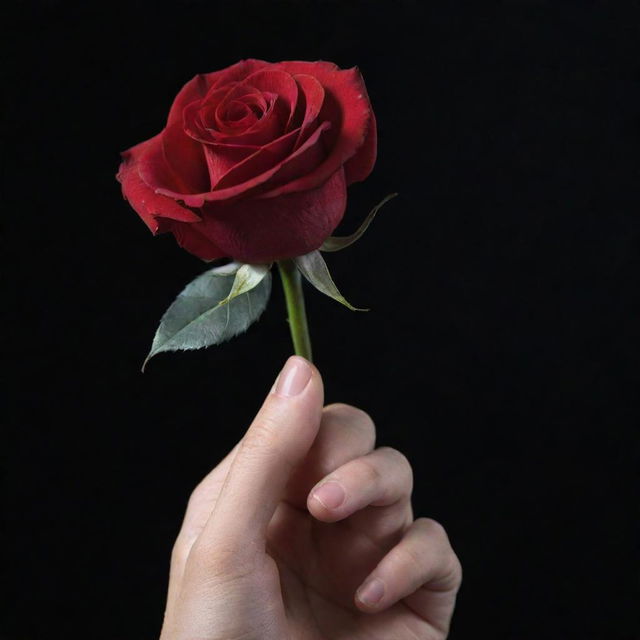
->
[320, 193, 397, 252]
[143, 263, 271, 370]
[294, 250, 368, 312]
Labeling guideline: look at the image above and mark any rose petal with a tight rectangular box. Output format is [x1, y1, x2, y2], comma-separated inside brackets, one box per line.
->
[216, 100, 258, 131]
[165, 219, 226, 262]
[157, 118, 331, 207]
[166, 74, 211, 130]
[204, 59, 271, 93]
[192, 167, 347, 263]
[240, 67, 299, 131]
[117, 136, 201, 232]
[213, 88, 282, 146]
[203, 141, 259, 186]
[184, 83, 281, 148]
[167, 59, 270, 128]
[212, 126, 298, 191]
[162, 123, 210, 193]
[291, 73, 325, 147]
[257, 121, 330, 193]
[343, 100, 377, 185]
[261, 62, 373, 197]
[213, 84, 266, 128]
[183, 84, 237, 144]
[138, 132, 210, 201]
[160, 127, 300, 205]
[213, 119, 330, 195]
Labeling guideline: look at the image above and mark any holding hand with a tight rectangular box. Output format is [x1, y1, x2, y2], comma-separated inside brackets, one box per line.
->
[160, 356, 461, 639]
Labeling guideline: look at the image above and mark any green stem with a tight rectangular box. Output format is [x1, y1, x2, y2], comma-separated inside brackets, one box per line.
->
[277, 259, 313, 362]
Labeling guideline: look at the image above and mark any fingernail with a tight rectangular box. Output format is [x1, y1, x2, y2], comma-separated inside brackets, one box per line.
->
[312, 481, 345, 509]
[273, 356, 312, 397]
[357, 577, 385, 606]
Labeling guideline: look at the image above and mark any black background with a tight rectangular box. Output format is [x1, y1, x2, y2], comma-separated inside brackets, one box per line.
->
[3, 1, 639, 638]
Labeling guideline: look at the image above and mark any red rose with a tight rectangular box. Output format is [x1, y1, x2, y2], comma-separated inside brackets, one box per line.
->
[117, 59, 377, 263]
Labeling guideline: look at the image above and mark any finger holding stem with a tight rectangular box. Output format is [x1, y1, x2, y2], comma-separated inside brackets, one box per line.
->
[278, 259, 313, 362]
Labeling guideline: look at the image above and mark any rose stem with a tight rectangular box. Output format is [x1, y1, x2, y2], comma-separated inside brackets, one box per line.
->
[277, 259, 313, 362]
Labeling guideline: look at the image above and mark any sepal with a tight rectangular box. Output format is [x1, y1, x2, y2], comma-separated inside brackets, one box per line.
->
[294, 251, 367, 312]
[320, 193, 397, 252]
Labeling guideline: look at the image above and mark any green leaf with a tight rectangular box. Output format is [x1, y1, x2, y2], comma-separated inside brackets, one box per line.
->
[209, 261, 242, 276]
[320, 193, 398, 252]
[294, 250, 368, 312]
[143, 264, 271, 370]
[217, 263, 271, 308]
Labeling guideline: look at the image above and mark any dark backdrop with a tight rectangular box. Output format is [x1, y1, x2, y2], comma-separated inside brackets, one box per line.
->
[3, 1, 639, 638]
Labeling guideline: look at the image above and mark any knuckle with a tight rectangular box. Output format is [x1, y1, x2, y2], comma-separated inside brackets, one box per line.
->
[379, 447, 414, 490]
[416, 517, 448, 541]
[414, 518, 462, 588]
[324, 403, 376, 445]
[358, 456, 383, 486]
[449, 552, 463, 588]
[395, 539, 424, 569]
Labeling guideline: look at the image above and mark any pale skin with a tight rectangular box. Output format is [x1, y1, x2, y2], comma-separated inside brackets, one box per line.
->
[160, 356, 462, 640]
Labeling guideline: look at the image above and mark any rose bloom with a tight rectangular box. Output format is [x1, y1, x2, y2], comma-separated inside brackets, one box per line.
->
[117, 59, 377, 263]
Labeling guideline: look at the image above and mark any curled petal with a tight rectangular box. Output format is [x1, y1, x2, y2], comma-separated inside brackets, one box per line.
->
[214, 99, 260, 132]
[262, 63, 374, 197]
[240, 67, 299, 131]
[213, 122, 326, 191]
[167, 59, 270, 128]
[137, 132, 209, 199]
[257, 120, 329, 192]
[214, 90, 282, 146]
[166, 74, 211, 129]
[162, 123, 210, 193]
[203, 141, 260, 186]
[183, 84, 237, 144]
[291, 73, 325, 147]
[157, 126, 298, 205]
[117, 136, 201, 232]
[344, 101, 377, 185]
[157, 119, 331, 207]
[213, 85, 266, 129]
[204, 59, 271, 93]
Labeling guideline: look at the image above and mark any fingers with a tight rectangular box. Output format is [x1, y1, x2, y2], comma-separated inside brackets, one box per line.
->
[355, 518, 462, 633]
[282, 403, 376, 508]
[307, 446, 413, 522]
[177, 404, 374, 570]
[265, 403, 377, 570]
[197, 356, 324, 555]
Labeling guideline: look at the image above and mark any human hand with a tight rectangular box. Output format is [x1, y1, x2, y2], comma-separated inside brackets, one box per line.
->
[159, 356, 462, 639]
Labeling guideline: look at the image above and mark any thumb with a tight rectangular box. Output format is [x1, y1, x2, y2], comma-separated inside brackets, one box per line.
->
[200, 356, 323, 552]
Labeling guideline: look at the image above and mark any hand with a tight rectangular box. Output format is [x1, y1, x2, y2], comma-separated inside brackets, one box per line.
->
[160, 356, 462, 639]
